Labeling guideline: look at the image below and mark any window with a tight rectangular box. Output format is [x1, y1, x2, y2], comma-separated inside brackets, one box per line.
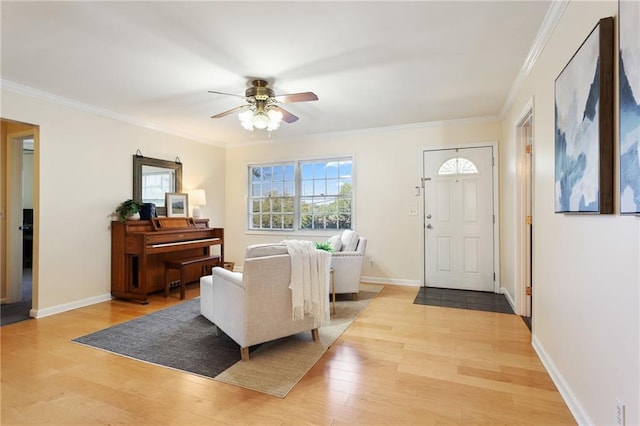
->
[249, 164, 295, 230]
[248, 158, 353, 231]
[300, 159, 352, 230]
[438, 157, 478, 175]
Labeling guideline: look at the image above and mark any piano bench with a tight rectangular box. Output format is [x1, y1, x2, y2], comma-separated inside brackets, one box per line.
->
[164, 255, 221, 300]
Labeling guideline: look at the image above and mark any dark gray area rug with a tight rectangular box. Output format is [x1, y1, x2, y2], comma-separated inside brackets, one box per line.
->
[72, 299, 242, 378]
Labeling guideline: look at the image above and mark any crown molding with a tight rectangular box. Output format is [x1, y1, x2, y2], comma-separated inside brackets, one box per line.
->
[228, 115, 501, 149]
[500, 0, 569, 118]
[1, 79, 226, 148]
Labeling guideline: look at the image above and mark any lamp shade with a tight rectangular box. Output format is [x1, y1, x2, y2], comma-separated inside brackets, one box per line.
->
[190, 189, 206, 206]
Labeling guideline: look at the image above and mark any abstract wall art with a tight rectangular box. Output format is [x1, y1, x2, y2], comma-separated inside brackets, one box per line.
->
[554, 17, 614, 214]
[619, 1, 640, 214]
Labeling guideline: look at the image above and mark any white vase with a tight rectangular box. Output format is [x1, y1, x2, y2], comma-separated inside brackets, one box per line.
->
[127, 212, 140, 220]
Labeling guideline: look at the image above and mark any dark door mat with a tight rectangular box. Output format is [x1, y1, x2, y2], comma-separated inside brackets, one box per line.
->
[413, 287, 514, 314]
[1, 301, 33, 326]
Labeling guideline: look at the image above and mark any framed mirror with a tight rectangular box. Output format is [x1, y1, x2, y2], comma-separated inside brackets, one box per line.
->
[133, 154, 182, 217]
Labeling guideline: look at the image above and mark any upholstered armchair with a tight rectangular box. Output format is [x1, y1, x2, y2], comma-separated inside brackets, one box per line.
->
[200, 243, 330, 361]
[329, 231, 367, 299]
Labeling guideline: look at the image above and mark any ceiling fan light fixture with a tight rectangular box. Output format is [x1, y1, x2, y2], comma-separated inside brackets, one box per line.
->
[237, 107, 284, 132]
[239, 109, 254, 130]
[252, 111, 270, 129]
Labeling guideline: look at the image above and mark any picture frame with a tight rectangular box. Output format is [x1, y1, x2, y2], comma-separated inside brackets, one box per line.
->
[619, 1, 640, 214]
[165, 192, 189, 218]
[554, 17, 614, 214]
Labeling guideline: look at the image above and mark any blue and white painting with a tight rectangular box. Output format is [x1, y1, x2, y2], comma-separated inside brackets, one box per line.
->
[620, 0, 640, 214]
[555, 24, 601, 213]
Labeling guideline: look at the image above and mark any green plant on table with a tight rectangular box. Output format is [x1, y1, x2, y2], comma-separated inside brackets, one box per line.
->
[114, 199, 142, 221]
[314, 241, 333, 252]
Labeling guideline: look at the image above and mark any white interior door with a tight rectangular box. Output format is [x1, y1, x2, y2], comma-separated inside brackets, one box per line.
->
[423, 146, 495, 291]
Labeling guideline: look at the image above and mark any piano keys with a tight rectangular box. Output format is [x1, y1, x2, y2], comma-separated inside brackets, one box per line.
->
[111, 217, 223, 303]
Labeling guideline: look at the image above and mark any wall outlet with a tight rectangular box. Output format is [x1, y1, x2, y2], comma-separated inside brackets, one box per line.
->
[616, 398, 625, 426]
[408, 208, 418, 216]
[369, 260, 375, 268]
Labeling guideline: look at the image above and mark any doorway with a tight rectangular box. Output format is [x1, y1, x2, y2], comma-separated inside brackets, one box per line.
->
[422, 146, 497, 292]
[519, 112, 534, 329]
[1, 119, 37, 325]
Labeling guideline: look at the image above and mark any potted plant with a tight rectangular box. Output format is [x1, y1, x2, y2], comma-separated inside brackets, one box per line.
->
[114, 199, 142, 221]
[314, 241, 334, 253]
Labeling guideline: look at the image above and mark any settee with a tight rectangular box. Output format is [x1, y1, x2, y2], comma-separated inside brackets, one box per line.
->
[328, 230, 367, 299]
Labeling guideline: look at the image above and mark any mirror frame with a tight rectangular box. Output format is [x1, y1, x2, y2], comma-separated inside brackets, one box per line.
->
[133, 155, 182, 217]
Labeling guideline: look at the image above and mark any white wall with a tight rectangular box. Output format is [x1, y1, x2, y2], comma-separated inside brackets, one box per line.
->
[1, 88, 225, 315]
[501, 1, 639, 424]
[224, 120, 501, 285]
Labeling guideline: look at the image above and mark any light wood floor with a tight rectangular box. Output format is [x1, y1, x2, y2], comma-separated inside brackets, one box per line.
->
[1, 285, 575, 425]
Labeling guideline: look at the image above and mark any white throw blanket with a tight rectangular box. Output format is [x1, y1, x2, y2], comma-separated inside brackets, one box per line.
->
[282, 240, 331, 323]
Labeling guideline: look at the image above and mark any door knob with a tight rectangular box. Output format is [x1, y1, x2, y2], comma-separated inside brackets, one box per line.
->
[426, 214, 432, 219]
[426, 224, 433, 229]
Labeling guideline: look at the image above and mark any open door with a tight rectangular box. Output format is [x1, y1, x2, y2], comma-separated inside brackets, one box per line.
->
[2, 120, 35, 309]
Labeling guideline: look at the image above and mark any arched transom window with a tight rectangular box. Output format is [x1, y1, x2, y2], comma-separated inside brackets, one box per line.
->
[438, 157, 479, 175]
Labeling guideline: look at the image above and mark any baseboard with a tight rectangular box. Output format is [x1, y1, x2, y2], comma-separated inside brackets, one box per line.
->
[531, 335, 589, 425]
[500, 287, 517, 313]
[31, 293, 112, 319]
[360, 276, 421, 286]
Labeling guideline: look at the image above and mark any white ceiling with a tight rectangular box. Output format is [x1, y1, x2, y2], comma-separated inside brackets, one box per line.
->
[1, 1, 552, 146]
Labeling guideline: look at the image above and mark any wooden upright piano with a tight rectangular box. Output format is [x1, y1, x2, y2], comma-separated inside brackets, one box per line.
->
[111, 217, 223, 303]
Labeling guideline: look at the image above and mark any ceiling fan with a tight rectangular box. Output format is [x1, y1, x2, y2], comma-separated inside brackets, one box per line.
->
[208, 79, 318, 131]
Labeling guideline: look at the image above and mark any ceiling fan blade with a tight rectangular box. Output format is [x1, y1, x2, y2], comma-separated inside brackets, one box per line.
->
[272, 106, 299, 123]
[274, 92, 318, 103]
[210, 105, 249, 119]
[208, 90, 246, 99]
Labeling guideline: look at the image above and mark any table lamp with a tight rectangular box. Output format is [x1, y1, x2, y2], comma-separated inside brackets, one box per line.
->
[189, 189, 206, 219]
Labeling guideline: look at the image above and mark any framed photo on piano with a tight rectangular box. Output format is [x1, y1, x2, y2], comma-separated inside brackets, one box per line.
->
[165, 192, 189, 218]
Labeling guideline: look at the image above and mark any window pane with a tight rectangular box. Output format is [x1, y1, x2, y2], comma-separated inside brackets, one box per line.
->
[272, 182, 283, 196]
[252, 183, 261, 196]
[326, 215, 338, 229]
[314, 181, 326, 196]
[438, 157, 478, 175]
[284, 165, 295, 181]
[339, 161, 352, 178]
[300, 214, 312, 229]
[326, 197, 338, 213]
[273, 165, 283, 181]
[252, 200, 261, 213]
[327, 179, 340, 195]
[262, 166, 272, 181]
[302, 180, 313, 196]
[326, 161, 339, 178]
[301, 163, 313, 180]
[313, 216, 324, 229]
[313, 162, 325, 178]
[284, 181, 294, 196]
[272, 214, 282, 229]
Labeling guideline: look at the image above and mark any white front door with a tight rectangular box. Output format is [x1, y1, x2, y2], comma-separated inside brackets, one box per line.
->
[423, 146, 495, 291]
